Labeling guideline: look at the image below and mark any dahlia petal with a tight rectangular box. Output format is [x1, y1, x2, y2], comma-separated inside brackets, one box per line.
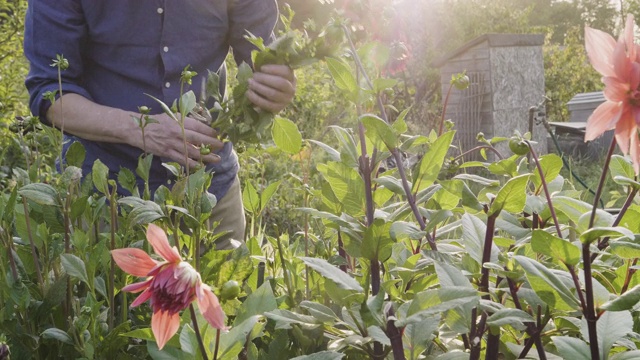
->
[111, 248, 158, 277]
[585, 101, 622, 141]
[197, 284, 227, 330]
[602, 76, 630, 102]
[613, 39, 631, 80]
[585, 26, 617, 77]
[625, 15, 636, 61]
[151, 310, 181, 350]
[630, 132, 640, 175]
[130, 287, 154, 307]
[615, 110, 636, 154]
[631, 62, 640, 90]
[122, 278, 152, 293]
[147, 224, 182, 263]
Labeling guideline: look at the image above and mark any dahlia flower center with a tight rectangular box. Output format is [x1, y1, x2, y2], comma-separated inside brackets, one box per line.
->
[149, 262, 200, 314]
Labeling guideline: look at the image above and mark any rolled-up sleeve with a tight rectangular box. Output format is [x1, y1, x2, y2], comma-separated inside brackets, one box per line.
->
[24, 0, 93, 125]
[228, 0, 278, 67]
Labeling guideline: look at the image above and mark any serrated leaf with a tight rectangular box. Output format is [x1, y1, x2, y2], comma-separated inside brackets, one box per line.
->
[581, 310, 633, 360]
[65, 141, 86, 168]
[552, 336, 591, 360]
[92, 159, 111, 194]
[601, 285, 640, 311]
[300, 257, 363, 292]
[18, 183, 59, 206]
[326, 57, 357, 94]
[531, 230, 581, 266]
[61, 253, 90, 287]
[242, 181, 260, 214]
[515, 256, 580, 311]
[361, 114, 397, 150]
[413, 131, 455, 192]
[486, 308, 534, 327]
[579, 226, 634, 244]
[290, 351, 345, 360]
[488, 174, 529, 216]
[273, 116, 302, 154]
[531, 154, 563, 189]
[41, 328, 75, 345]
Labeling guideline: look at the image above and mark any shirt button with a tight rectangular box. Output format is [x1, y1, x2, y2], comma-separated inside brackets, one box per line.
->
[163, 46, 169, 52]
[165, 82, 171, 88]
[157, 8, 164, 14]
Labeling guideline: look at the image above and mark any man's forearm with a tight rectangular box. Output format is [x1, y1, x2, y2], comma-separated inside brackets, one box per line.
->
[46, 93, 142, 148]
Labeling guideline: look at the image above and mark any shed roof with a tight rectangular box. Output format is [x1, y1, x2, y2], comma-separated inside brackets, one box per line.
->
[432, 33, 545, 68]
[566, 91, 605, 106]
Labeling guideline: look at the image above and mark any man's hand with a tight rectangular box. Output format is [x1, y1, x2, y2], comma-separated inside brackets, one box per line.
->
[246, 64, 296, 113]
[142, 114, 224, 169]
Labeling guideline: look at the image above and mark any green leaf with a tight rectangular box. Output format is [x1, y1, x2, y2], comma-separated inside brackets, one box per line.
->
[486, 308, 534, 327]
[326, 57, 357, 94]
[41, 328, 75, 345]
[435, 262, 473, 288]
[404, 317, 440, 360]
[488, 174, 529, 217]
[553, 196, 592, 224]
[461, 213, 497, 265]
[361, 219, 394, 262]
[611, 351, 640, 360]
[308, 140, 341, 161]
[531, 154, 563, 189]
[61, 253, 90, 287]
[273, 116, 302, 154]
[579, 226, 634, 244]
[118, 197, 166, 224]
[610, 236, 640, 259]
[299, 301, 340, 323]
[317, 161, 365, 216]
[515, 256, 580, 311]
[92, 159, 111, 195]
[300, 257, 363, 292]
[610, 155, 635, 184]
[361, 114, 397, 150]
[412, 131, 455, 193]
[398, 287, 479, 327]
[137, 154, 154, 183]
[260, 180, 282, 214]
[552, 336, 591, 360]
[146, 93, 178, 122]
[392, 108, 410, 134]
[179, 324, 197, 356]
[242, 181, 260, 214]
[179, 90, 197, 118]
[18, 183, 59, 206]
[216, 315, 263, 360]
[65, 141, 86, 168]
[531, 230, 581, 266]
[601, 285, 640, 311]
[264, 309, 321, 330]
[290, 351, 345, 360]
[581, 310, 633, 360]
[234, 282, 277, 325]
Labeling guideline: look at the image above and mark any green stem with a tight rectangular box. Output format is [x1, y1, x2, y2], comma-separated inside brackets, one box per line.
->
[588, 138, 616, 228]
[527, 140, 562, 237]
[108, 190, 118, 330]
[583, 243, 600, 360]
[190, 304, 209, 360]
[21, 196, 44, 293]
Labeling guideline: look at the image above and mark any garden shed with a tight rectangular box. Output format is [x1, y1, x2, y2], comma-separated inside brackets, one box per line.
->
[433, 33, 547, 159]
[548, 91, 613, 159]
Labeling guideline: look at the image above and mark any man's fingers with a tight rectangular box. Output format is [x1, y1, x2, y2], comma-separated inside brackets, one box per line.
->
[258, 64, 296, 82]
[246, 89, 283, 113]
[248, 78, 292, 104]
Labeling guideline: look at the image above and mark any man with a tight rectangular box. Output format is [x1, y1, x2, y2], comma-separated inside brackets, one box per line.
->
[24, 0, 296, 247]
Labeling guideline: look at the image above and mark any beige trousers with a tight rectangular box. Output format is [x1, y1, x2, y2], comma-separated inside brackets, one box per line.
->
[210, 176, 246, 250]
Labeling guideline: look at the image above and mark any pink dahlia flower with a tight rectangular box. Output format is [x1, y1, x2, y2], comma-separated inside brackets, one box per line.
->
[112, 224, 226, 349]
[585, 15, 640, 173]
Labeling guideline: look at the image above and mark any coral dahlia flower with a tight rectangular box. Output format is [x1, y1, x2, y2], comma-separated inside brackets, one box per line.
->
[585, 15, 640, 173]
[112, 224, 226, 349]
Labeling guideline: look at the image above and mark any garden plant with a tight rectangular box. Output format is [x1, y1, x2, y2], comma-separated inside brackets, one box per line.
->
[5, 3, 640, 360]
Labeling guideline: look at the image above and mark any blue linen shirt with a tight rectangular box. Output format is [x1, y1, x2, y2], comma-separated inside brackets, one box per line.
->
[24, 0, 278, 200]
